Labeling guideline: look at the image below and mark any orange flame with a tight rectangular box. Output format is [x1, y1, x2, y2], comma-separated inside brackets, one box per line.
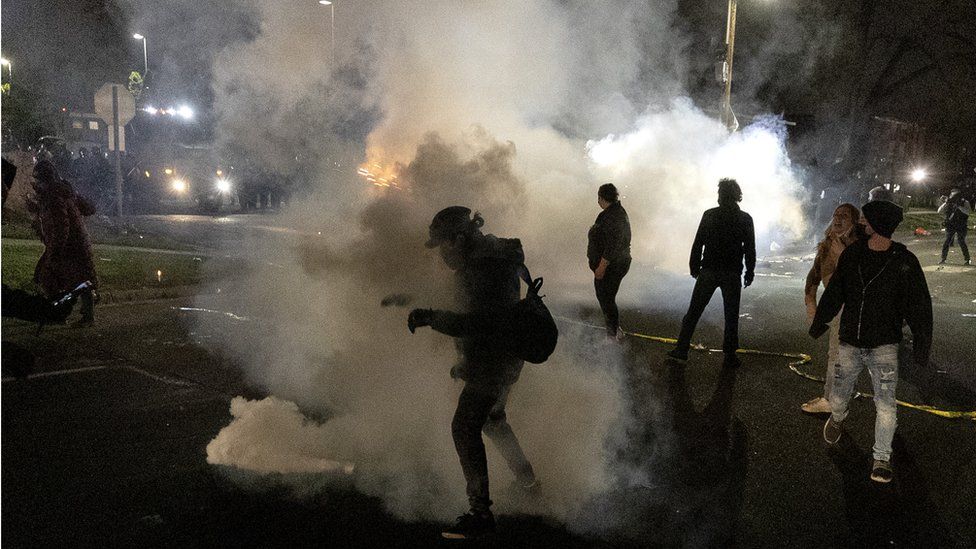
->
[357, 153, 403, 189]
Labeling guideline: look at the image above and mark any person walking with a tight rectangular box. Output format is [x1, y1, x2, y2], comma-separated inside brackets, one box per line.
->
[801, 204, 863, 414]
[668, 178, 756, 368]
[407, 206, 538, 540]
[587, 183, 632, 341]
[30, 160, 98, 327]
[938, 188, 971, 265]
[811, 200, 932, 483]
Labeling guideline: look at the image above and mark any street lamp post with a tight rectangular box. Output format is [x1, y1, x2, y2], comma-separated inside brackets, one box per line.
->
[133, 33, 148, 81]
[0, 57, 11, 83]
[319, 1, 335, 65]
[720, 0, 739, 132]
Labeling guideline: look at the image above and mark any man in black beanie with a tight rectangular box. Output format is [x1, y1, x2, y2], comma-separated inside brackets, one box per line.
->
[810, 200, 932, 484]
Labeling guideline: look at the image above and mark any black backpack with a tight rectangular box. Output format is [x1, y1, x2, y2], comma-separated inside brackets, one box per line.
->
[508, 266, 559, 364]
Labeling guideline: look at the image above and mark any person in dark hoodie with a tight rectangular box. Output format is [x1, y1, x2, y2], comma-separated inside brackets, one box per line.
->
[30, 160, 98, 327]
[811, 200, 932, 484]
[668, 178, 756, 368]
[587, 183, 632, 340]
[407, 206, 538, 540]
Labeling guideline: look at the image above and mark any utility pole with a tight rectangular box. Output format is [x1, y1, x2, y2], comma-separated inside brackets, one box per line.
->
[721, 0, 739, 132]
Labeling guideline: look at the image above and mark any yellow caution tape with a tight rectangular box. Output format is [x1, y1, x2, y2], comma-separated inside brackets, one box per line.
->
[556, 316, 976, 421]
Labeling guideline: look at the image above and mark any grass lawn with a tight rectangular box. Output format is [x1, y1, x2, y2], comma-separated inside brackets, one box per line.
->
[1, 240, 244, 293]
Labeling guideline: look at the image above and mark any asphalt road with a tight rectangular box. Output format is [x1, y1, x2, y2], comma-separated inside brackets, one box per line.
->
[3, 216, 975, 548]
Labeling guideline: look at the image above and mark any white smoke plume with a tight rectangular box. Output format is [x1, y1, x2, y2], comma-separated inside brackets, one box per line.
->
[120, 0, 808, 529]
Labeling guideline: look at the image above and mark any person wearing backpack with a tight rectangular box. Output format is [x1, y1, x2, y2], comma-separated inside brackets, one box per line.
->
[588, 183, 632, 341]
[407, 206, 538, 540]
[937, 188, 971, 265]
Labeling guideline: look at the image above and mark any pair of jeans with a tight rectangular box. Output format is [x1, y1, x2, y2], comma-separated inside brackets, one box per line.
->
[821, 314, 841, 400]
[594, 257, 631, 336]
[452, 382, 535, 513]
[942, 227, 970, 262]
[830, 343, 899, 461]
[675, 269, 742, 355]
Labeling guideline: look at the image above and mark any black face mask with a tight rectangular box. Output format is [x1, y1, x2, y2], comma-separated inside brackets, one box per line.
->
[438, 235, 467, 271]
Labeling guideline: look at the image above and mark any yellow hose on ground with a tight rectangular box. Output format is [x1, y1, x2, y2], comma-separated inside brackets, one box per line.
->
[556, 316, 976, 421]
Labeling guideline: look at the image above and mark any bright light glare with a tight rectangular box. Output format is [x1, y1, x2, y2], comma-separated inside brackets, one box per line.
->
[319, 1, 332, 4]
[176, 105, 194, 120]
[143, 105, 158, 115]
[910, 168, 927, 182]
[0, 58, 10, 66]
[216, 179, 232, 193]
[164, 168, 173, 175]
[171, 179, 187, 193]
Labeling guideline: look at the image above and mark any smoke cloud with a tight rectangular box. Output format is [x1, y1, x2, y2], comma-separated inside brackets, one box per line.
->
[120, 0, 810, 530]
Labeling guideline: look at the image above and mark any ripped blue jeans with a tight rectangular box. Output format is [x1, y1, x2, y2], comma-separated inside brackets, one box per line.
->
[830, 343, 899, 461]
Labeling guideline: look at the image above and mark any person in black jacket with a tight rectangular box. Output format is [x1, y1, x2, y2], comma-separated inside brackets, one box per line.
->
[668, 178, 756, 368]
[587, 183, 632, 340]
[811, 200, 932, 484]
[407, 206, 537, 540]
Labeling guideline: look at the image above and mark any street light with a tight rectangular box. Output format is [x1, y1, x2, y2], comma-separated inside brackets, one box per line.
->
[319, 1, 335, 66]
[0, 57, 11, 83]
[910, 168, 928, 183]
[720, 0, 739, 132]
[133, 33, 148, 81]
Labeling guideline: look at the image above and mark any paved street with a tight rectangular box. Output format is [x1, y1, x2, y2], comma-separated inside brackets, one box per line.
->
[3, 227, 974, 547]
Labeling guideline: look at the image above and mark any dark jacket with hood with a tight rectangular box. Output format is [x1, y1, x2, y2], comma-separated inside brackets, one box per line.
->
[33, 178, 98, 297]
[690, 204, 756, 279]
[428, 233, 524, 386]
[587, 201, 631, 271]
[810, 239, 932, 365]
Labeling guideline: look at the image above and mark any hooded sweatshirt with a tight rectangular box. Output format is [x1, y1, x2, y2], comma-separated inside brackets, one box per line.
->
[810, 240, 932, 366]
[428, 233, 525, 385]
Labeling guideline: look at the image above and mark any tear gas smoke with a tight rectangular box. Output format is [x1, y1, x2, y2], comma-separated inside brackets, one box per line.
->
[124, 0, 810, 529]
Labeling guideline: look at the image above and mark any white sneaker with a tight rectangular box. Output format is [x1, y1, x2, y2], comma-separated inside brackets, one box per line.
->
[801, 396, 831, 414]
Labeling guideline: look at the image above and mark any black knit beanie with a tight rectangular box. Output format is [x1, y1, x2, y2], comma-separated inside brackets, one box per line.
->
[861, 200, 903, 238]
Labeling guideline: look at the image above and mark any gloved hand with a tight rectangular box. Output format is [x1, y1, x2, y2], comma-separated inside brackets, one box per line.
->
[743, 272, 754, 288]
[408, 308, 434, 333]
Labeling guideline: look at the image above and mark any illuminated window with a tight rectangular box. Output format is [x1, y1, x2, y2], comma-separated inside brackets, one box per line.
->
[88, 121, 99, 130]
[72, 120, 84, 129]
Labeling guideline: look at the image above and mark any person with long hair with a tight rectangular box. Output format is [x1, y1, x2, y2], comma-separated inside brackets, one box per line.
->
[801, 203, 862, 414]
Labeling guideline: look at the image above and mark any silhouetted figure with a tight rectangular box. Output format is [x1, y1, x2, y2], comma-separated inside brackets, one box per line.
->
[669, 178, 756, 368]
[407, 206, 537, 540]
[801, 203, 862, 414]
[938, 189, 971, 265]
[587, 183, 631, 340]
[31, 160, 98, 327]
[812, 200, 932, 484]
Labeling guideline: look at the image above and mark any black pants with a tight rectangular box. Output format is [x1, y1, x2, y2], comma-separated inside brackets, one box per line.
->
[594, 257, 631, 336]
[675, 269, 742, 355]
[942, 227, 970, 262]
[452, 382, 535, 513]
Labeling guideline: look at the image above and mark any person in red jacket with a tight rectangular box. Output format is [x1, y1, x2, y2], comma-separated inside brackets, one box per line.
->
[30, 160, 98, 326]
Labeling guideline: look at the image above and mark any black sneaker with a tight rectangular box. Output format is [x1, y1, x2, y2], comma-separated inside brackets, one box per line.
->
[667, 348, 688, 362]
[870, 460, 893, 483]
[442, 512, 496, 540]
[723, 353, 742, 368]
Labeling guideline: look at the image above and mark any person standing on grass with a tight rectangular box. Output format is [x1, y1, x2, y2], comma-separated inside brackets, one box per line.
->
[30, 160, 98, 327]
